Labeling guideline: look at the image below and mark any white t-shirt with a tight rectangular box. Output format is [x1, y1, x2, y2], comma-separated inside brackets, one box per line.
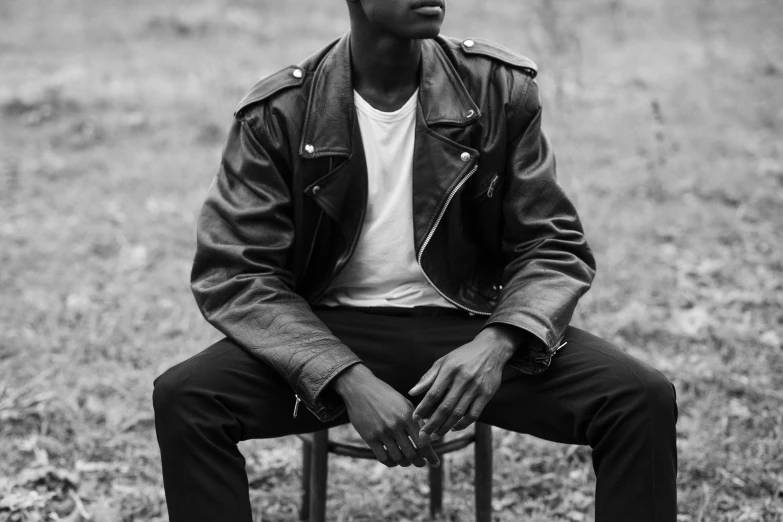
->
[316, 89, 456, 309]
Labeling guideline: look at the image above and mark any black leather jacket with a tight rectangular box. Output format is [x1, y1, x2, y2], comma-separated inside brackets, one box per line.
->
[191, 33, 596, 421]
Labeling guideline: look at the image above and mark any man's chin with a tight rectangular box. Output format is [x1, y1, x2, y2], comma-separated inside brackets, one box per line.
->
[396, 18, 444, 40]
[403, 27, 442, 40]
[420, 28, 442, 39]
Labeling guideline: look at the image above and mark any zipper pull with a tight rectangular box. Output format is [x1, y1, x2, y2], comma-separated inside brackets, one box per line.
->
[487, 174, 500, 198]
[293, 394, 302, 418]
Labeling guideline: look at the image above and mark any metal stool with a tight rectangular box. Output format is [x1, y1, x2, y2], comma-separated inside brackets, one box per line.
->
[296, 423, 492, 521]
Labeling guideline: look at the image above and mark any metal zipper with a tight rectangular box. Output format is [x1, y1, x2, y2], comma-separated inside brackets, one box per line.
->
[486, 174, 499, 198]
[293, 394, 301, 418]
[417, 164, 490, 316]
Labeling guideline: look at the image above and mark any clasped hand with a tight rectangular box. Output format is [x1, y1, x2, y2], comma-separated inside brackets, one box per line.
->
[334, 325, 521, 468]
[409, 327, 517, 444]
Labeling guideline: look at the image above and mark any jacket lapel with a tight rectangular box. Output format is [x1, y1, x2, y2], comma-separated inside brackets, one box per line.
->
[418, 38, 481, 126]
[411, 39, 482, 253]
[299, 34, 354, 159]
[304, 120, 367, 245]
[411, 105, 478, 253]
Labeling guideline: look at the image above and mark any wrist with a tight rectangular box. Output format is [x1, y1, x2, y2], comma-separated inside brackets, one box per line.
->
[330, 363, 374, 399]
[477, 324, 531, 362]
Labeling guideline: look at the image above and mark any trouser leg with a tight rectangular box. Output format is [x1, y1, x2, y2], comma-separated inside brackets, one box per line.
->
[320, 310, 678, 520]
[152, 339, 348, 522]
[151, 308, 472, 521]
[151, 308, 452, 522]
[480, 327, 678, 522]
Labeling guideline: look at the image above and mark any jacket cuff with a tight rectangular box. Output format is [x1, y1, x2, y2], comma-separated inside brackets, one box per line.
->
[506, 338, 557, 374]
[296, 350, 362, 422]
[482, 314, 562, 375]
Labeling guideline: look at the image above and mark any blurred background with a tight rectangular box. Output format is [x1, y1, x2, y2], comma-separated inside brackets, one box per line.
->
[1, 0, 781, 520]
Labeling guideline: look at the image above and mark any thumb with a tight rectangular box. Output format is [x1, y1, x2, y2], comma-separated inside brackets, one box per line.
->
[408, 364, 439, 397]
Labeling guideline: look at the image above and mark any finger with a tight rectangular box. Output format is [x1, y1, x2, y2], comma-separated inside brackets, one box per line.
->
[412, 371, 454, 423]
[380, 436, 408, 467]
[406, 419, 440, 468]
[408, 361, 442, 398]
[369, 442, 394, 467]
[434, 388, 477, 437]
[394, 429, 426, 468]
[451, 393, 490, 432]
[418, 382, 465, 442]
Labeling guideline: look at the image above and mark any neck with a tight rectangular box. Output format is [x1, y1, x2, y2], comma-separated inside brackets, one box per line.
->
[349, 28, 421, 111]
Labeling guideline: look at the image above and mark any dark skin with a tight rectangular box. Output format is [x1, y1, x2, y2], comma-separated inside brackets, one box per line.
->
[332, 0, 531, 469]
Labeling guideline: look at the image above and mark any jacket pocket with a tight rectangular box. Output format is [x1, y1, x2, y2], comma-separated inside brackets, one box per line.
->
[465, 173, 502, 200]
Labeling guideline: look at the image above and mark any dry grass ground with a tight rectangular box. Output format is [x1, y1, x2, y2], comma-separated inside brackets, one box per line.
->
[1, 0, 782, 520]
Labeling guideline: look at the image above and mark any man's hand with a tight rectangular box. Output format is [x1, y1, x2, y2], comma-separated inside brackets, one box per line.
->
[408, 324, 529, 442]
[332, 364, 440, 468]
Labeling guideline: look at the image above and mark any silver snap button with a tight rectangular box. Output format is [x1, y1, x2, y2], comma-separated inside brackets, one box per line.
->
[464, 39, 475, 48]
[312, 185, 321, 195]
[460, 152, 470, 162]
[304, 144, 315, 154]
[292, 69, 303, 79]
[466, 109, 475, 118]
[492, 284, 500, 291]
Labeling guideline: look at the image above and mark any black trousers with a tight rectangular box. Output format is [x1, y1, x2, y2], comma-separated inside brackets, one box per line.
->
[153, 307, 678, 521]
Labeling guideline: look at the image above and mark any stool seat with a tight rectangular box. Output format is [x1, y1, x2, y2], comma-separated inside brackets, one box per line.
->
[295, 423, 493, 521]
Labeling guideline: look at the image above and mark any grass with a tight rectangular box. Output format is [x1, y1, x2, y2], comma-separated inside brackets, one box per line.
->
[1, 0, 782, 520]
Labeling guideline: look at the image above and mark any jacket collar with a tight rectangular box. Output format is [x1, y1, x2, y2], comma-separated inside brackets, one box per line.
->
[299, 33, 481, 159]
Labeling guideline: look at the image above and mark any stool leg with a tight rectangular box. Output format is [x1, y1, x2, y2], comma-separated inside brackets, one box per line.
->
[429, 458, 444, 518]
[299, 439, 312, 521]
[309, 430, 329, 522]
[474, 423, 493, 522]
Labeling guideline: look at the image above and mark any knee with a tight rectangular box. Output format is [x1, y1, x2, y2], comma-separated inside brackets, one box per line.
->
[629, 368, 678, 425]
[152, 365, 196, 434]
[152, 368, 179, 417]
[152, 370, 175, 414]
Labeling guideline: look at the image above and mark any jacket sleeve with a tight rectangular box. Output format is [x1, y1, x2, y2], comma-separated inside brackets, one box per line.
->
[190, 110, 361, 422]
[483, 71, 597, 374]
